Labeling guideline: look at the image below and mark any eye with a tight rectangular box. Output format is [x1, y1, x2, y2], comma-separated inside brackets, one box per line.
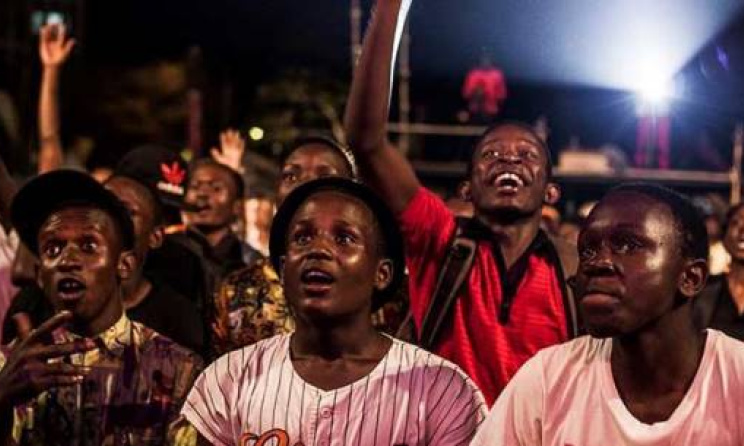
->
[291, 230, 312, 247]
[578, 245, 597, 261]
[80, 238, 99, 253]
[518, 145, 540, 161]
[281, 171, 297, 183]
[610, 235, 643, 255]
[335, 232, 357, 246]
[481, 148, 498, 160]
[42, 240, 63, 258]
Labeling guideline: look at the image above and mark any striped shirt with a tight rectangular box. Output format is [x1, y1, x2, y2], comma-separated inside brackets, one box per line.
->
[182, 334, 486, 446]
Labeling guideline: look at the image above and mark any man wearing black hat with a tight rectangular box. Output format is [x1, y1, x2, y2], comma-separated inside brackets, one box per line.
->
[1, 170, 202, 445]
[179, 178, 485, 445]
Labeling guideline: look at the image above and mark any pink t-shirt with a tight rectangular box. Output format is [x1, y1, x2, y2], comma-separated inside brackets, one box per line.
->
[472, 330, 744, 446]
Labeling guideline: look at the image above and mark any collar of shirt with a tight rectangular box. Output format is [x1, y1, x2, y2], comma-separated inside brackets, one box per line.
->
[52, 313, 134, 363]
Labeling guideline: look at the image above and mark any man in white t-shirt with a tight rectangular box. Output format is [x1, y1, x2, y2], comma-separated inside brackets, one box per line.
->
[180, 177, 486, 446]
[472, 183, 744, 446]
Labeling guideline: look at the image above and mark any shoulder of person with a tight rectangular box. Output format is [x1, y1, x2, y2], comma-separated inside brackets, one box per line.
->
[134, 321, 203, 365]
[547, 233, 578, 277]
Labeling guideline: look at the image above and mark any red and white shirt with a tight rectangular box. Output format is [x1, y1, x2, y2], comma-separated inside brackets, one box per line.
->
[182, 334, 486, 446]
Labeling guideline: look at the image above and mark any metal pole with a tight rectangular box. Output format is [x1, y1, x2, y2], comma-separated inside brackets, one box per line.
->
[350, 0, 362, 71]
[398, 23, 411, 155]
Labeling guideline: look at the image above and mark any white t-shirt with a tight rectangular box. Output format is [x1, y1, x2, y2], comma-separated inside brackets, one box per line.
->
[182, 333, 486, 446]
[472, 329, 744, 446]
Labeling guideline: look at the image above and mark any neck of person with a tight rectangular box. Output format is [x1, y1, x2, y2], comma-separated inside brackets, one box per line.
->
[121, 268, 152, 310]
[291, 311, 387, 360]
[612, 303, 706, 397]
[476, 209, 541, 269]
[70, 292, 125, 338]
[194, 224, 232, 249]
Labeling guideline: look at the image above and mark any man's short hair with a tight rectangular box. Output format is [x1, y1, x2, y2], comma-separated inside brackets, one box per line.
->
[607, 183, 709, 260]
[191, 159, 245, 200]
[467, 120, 553, 179]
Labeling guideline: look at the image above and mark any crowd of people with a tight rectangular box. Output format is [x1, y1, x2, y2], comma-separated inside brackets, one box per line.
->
[0, 0, 744, 445]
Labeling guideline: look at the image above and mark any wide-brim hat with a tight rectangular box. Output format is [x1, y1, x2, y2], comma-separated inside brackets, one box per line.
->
[11, 170, 135, 254]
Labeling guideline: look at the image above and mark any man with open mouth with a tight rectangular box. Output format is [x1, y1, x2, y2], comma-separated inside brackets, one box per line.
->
[0, 170, 202, 445]
[344, 0, 579, 405]
[472, 183, 744, 445]
[180, 177, 486, 445]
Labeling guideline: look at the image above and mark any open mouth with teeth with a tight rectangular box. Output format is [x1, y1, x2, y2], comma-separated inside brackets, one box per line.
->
[57, 278, 87, 302]
[493, 172, 526, 192]
[300, 268, 335, 296]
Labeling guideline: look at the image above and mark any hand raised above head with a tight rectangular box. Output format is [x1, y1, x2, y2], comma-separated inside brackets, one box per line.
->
[39, 24, 76, 68]
[210, 128, 246, 174]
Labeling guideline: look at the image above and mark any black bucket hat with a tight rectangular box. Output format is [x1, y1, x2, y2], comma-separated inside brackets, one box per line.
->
[269, 177, 405, 310]
[11, 170, 135, 254]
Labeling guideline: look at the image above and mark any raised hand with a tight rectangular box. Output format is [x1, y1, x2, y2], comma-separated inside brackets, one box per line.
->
[39, 24, 76, 68]
[0, 311, 94, 412]
[210, 129, 246, 173]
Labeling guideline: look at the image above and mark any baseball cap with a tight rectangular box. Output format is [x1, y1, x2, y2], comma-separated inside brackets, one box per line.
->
[269, 177, 405, 310]
[114, 145, 190, 211]
[11, 170, 135, 254]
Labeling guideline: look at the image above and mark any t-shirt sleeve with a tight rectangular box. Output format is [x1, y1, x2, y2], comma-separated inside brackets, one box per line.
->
[180, 351, 240, 446]
[427, 365, 488, 446]
[398, 187, 457, 314]
[469, 353, 545, 446]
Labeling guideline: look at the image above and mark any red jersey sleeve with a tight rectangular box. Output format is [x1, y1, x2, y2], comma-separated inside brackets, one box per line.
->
[397, 187, 456, 326]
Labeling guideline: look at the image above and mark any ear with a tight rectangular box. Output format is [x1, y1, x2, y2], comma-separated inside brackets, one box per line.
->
[148, 226, 164, 250]
[458, 181, 472, 201]
[374, 259, 394, 292]
[679, 258, 708, 301]
[233, 198, 245, 219]
[117, 251, 137, 282]
[544, 182, 561, 206]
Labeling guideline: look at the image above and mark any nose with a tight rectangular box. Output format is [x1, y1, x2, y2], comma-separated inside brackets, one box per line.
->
[581, 245, 616, 277]
[57, 246, 82, 271]
[496, 147, 522, 165]
[305, 234, 334, 261]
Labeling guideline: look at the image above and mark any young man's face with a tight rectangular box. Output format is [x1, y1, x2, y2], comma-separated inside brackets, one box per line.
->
[724, 206, 744, 262]
[276, 144, 352, 206]
[469, 124, 552, 218]
[185, 164, 239, 230]
[574, 192, 686, 338]
[282, 191, 392, 321]
[37, 206, 128, 325]
[105, 176, 161, 264]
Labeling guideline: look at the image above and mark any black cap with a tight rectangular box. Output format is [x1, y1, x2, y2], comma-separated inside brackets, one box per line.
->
[114, 145, 189, 211]
[269, 177, 405, 310]
[11, 170, 135, 254]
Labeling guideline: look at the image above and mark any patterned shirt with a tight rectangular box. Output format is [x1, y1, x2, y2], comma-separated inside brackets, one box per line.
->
[5, 314, 203, 446]
[182, 333, 487, 446]
[212, 259, 294, 355]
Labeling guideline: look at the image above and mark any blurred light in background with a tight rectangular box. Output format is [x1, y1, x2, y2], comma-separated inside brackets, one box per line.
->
[249, 126, 264, 141]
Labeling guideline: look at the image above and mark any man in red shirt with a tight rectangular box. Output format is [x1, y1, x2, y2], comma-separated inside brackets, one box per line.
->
[344, 0, 579, 405]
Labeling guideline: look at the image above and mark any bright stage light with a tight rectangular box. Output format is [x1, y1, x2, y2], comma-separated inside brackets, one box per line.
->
[636, 77, 673, 105]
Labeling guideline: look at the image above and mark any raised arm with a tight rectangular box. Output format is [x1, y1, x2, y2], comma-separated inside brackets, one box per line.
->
[37, 24, 75, 174]
[344, 0, 420, 214]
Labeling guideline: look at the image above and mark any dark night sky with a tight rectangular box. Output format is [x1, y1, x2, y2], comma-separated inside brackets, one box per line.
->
[78, 1, 744, 164]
